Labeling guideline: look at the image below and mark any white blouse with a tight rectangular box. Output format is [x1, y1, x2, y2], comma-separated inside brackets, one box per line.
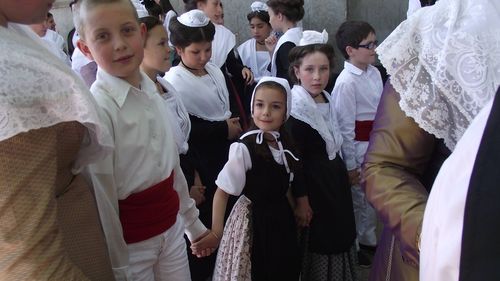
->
[215, 142, 284, 196]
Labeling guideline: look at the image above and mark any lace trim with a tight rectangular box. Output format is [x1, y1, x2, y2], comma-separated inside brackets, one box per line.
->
[0, 25, 112, 170]
[377, 0, 500, 150]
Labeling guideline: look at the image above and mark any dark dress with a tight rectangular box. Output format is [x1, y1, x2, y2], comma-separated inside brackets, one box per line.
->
[214, 135, 300, 280]
[286, 116, 358, 280]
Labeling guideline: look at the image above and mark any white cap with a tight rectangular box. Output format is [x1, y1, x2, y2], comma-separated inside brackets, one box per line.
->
[251, 1, 268, 12]
[298, 29, 329, 46]
[250, 76, 292, 120]
[178, 9, 210, 27]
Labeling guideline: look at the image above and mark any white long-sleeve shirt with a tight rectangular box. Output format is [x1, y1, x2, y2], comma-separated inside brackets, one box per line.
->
[85, 68, 206, 280]
[331, 62, 383, 170]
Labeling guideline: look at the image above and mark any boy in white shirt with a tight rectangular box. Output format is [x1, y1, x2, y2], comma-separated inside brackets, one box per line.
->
[74, 0, 210, 280]
[331, 20, 383, 266]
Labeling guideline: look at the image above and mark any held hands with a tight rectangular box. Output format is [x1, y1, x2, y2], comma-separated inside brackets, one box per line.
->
[241, 67, 254, 85]
[264, 34, 278, 54]
[191, 230, 221, 258]
[294, 196, 313, 227]
[226, 117, 242, 140]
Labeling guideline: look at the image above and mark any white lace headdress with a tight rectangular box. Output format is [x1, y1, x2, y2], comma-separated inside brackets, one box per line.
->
[377, 0, 500, 150]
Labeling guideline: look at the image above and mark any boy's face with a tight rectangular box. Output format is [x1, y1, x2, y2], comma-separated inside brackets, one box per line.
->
[78, 2, 146, 86]
[347, 32, 377, 69]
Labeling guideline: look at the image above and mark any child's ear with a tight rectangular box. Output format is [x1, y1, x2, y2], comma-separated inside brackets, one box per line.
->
[77, 39, 94, 61]
[139, 22, 147, 43]
[293, 66, 300, 82]
[175, 46, 183, 56]
[346, 46, 354, 57]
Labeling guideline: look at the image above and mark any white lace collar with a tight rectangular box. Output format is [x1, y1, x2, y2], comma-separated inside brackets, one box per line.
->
[0, 24, 113, 172]
[291, 85, 342, 160]
[377, 0, 500, 150]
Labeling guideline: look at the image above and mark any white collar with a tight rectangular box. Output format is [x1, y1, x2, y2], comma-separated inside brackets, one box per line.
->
[95, 68, 158, 108]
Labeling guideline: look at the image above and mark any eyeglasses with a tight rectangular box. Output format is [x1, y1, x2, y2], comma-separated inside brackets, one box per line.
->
[357, 40, 378, 50]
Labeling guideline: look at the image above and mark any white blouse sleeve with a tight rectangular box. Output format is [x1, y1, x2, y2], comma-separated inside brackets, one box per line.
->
[215, 142, 252, 196]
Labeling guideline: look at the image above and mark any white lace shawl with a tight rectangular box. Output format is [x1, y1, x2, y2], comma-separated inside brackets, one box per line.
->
[163, 62, 231, 121]
[156, 76, 191, 154]
[0, 24, 113, 172]
[291, 85, 343, 160]
[377, 0, 500, 150]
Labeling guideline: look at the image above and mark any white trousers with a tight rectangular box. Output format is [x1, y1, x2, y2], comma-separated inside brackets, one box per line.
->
[351, 184, 377, 246]
[127, 217, 191, 281]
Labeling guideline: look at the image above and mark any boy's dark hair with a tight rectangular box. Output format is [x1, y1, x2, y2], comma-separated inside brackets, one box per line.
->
[335, 20, 375, 59]
[288, 43, 335, 85]
[247, 10, 270, 24]
[266, 0, 304, 23]
[169, 16, 215, 48]
[139, 16, 163, 34]
[183, 0, 204, 11]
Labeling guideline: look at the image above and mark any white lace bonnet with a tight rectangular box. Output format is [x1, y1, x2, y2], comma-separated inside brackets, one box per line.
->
[377, 0, 500, 150]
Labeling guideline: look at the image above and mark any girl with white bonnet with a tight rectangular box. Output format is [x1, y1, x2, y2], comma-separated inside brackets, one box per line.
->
[192, 77, 303, 281]
[287, 29, 359, 280]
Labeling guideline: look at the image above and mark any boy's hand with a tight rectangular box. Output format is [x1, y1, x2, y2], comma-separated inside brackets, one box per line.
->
[226, 117, 242, 140]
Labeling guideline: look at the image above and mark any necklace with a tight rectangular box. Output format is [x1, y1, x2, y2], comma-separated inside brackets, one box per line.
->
[181, 61, 206, 76]
[256, 40, 265, 46]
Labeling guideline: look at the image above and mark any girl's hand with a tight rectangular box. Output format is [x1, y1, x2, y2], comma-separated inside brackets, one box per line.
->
[189, 185, 206, 206]
[226, 117, 242, 140]
[348, 169, 361, 186]
[294, 196, 313, 227]
[241, 67, 254, 85]
[191, 230, 221, 258]
[265, 34, 278, 54]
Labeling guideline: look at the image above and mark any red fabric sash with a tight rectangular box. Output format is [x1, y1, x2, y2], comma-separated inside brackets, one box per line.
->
[118, 172, 179, 244]
[354, 120, 374, 141]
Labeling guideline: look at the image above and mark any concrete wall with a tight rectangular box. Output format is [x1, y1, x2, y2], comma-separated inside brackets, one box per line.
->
[51, 0, 407, 70]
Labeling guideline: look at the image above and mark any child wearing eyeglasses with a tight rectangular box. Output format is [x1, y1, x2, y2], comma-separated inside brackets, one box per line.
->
[331, 20, 383, 268]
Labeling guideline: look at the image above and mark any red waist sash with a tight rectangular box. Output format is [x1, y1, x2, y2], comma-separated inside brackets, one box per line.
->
[354, 120, 374, 141]
[118, 172, 179, 244]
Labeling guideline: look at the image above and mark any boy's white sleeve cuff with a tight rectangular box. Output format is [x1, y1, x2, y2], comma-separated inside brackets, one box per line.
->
[113, 266, 133, 281]
[345, 158, 357, 171]
[184, 218, 208, 242]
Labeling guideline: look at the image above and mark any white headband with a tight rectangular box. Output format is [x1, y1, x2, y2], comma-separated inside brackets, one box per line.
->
[299, 29, 329, 46]
[251, 1, 268, 12]
[178, 9, 210, 27]
[250, 76, 292, 120]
